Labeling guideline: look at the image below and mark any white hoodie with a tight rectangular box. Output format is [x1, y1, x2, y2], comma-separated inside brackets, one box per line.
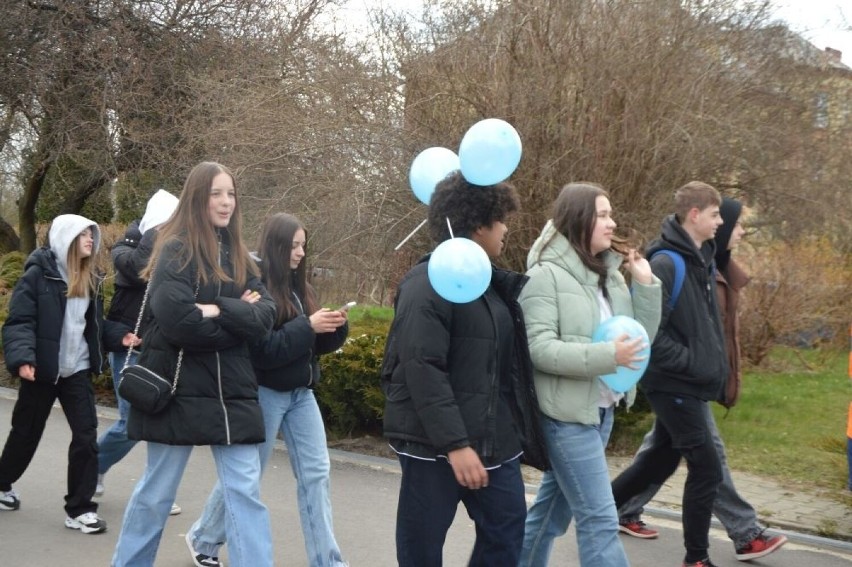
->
[139, 189, 179, 234]
[48, 214, 101, 378]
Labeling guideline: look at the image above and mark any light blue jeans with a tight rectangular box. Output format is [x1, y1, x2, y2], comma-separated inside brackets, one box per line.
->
[619, 401, 762, 548]
[188, 386, 345, 566]
[111, 442, 271, 567]
[98, 351, 138, 475]
[520, 406, 629, 567]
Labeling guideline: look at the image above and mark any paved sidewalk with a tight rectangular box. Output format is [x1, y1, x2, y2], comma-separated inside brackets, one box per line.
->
[2, 385, 852, 556]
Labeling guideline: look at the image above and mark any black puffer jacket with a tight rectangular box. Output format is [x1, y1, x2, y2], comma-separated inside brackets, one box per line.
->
[381, 257, 549, 471]
[105, 220, 155, 337]
[2, 248, 126, 383]
[127, 232, 276, 445]
[641, 215, 728, 401]
[251, 289, 348, 392]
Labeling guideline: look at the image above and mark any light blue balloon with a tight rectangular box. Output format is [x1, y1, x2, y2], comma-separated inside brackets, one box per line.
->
[427, 238, 491, 303]
[409, 147, 460, 205]
[591, 315, 651, 393]
[458, 118, 522, 185]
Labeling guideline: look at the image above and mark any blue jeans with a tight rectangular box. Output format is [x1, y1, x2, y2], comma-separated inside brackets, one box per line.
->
[618, 401, 762, 548]
[520, 406, 628, 567]
[97, 351, 138, 475]
[396, 454, 526, 567]
[111, 442, 271, 567]
[188, 386, 345, 566]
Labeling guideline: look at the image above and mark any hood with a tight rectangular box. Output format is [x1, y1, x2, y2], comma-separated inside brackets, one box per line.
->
[526, 220, 622, 283]
[714, 197, 742, 273]
[48, 214, 101, 282]
[139, 189, 179, 234]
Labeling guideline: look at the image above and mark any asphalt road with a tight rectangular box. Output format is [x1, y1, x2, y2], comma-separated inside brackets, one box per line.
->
[1, 397, 851, 566]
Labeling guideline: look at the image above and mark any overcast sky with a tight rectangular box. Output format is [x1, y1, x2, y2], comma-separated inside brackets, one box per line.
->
[334, 0, 852, 65]
[772, 0, 851, 64]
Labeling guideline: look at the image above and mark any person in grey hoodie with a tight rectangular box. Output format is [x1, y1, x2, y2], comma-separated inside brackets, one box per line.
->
[0, 214, 134, 533]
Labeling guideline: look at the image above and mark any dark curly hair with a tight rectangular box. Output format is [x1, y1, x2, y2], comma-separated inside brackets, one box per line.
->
[427, 171, 520, 243]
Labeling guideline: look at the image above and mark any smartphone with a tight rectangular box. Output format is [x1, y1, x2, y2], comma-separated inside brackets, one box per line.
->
[339, 301, 357, 313]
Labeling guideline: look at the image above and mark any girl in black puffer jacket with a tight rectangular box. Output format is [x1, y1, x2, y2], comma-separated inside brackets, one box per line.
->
[186, 212, 350, 567]
[113, 162, 277, 567]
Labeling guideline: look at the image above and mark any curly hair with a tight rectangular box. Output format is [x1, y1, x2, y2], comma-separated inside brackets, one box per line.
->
[427, 171, 520, 243]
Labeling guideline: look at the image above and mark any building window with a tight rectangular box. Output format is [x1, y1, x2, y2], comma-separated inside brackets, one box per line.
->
[814, 92, 829, 129]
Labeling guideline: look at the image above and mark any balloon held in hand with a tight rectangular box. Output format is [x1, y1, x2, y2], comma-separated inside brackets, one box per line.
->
[427, 238, 491, 304]
[592, 315, 651, 393]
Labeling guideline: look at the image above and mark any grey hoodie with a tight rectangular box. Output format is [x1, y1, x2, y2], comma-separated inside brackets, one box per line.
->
[48, 214, 101, 377]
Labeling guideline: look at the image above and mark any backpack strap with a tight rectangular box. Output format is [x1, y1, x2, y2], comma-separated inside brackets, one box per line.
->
[650, 250, 685, 310]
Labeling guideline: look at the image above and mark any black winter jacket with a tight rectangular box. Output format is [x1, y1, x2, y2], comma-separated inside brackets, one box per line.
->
[640, 215, 728, 401]
[2, 248, 126, 383]
[251, 290, 348, 392]
[127, 232, 276, 445]
[106, 220, 155, 337]
[381, 257, 549, 471]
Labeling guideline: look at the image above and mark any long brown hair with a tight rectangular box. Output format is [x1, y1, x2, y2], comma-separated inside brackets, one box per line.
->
[66, 230, 96, 298]
[142, 161, 258, 287]
[257, 213, 319, 325]
[542, 182, 629, 286]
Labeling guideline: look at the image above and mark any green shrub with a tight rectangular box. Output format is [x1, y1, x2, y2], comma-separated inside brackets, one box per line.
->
[316, 315, 390, 436]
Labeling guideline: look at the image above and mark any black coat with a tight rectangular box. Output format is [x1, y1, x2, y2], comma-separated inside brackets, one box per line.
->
[105, 220, 154, 336]
[2, 248, 126, 383]
[381, 257, 549, 471]
[127, 232, 276, 445]
[641, 215, 728, 401]
[251, 290, 348, 392]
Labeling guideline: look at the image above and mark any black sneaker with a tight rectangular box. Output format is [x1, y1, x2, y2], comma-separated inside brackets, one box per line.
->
[0, 489, 20, 511]
[65, 511, 107, 534]
[185, 531, 223, 567]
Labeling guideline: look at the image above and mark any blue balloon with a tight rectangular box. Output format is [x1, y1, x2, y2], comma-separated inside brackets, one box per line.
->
[591, 315, 651, 393]
[427, 238, 491, 303]
[409, 147, 460, 205]
[458, 118, 522, 185]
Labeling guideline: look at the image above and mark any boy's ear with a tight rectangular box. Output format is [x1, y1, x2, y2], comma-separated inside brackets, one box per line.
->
[686, 207, 700, 224]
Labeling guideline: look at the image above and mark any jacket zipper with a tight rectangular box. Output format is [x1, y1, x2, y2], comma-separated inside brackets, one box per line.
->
[45, 273, 66, 385]
[215, 233, 231, 444]
[293, 292, 314, 387]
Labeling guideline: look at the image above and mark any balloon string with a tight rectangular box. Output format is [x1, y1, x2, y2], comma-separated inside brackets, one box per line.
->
[446, 217, 454, 239]
[394, 218, 428, 251]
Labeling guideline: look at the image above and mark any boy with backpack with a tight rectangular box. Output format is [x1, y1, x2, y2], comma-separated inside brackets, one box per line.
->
[616, 196, 787, 561]
[609, 181, 727, 567]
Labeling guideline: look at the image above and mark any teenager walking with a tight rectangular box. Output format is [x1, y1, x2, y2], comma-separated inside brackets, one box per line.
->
[111, 162, 276, 566]
[0, 214, 131, 533]
[185, 212, 350, 567]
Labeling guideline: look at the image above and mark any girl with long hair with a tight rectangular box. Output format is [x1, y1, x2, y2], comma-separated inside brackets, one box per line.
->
[519, 183, 662, 566]
[185, 212, 349, 567]
[0, 215, 131, 533]
[112, 162, 277, 566]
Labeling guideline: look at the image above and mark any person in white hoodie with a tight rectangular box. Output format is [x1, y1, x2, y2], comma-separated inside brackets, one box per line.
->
[0, 214, 134, 533]
[96, 190, 179, 512]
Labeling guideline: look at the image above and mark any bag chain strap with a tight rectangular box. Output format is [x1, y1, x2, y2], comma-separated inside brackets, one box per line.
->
[124, 272, 200, 395]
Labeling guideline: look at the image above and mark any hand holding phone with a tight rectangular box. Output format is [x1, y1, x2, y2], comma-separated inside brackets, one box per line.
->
[339, 301, 357, 313]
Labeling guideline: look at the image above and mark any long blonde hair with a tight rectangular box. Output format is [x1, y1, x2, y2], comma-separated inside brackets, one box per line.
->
[142, 161, 258, 287]
[66, 232, 96, 298]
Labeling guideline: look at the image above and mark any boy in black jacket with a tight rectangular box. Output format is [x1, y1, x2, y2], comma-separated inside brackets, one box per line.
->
[610, 181, 727, 567]
[381, 171, 547, 567]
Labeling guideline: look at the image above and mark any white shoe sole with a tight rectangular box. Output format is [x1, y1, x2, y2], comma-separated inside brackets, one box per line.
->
[170, 503, 182, 515]
[65, 516, 107, 534]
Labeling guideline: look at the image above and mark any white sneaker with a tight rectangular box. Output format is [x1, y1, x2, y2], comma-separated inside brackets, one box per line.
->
[0, 489, 20, 511]
[65, 511, 107, 534]
[95, 474, 105, 496]
[170, 502, 182, 515]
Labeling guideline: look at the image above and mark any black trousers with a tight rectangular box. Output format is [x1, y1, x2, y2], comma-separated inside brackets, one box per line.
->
[0, 370, 99, 517]
[611, 392, 723, 563]
[395, 454, 526, 567]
